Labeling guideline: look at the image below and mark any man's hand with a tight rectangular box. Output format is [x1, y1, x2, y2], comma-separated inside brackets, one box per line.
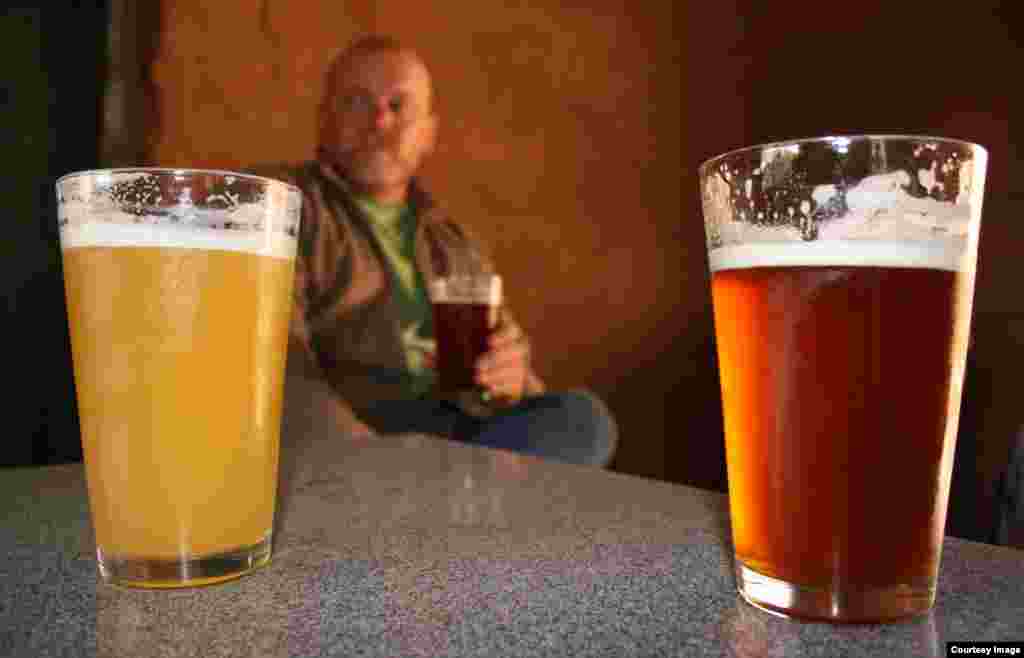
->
[422, 313, 536, 403]
[349, 420, 378, 442]
[475, 314, 531, 403]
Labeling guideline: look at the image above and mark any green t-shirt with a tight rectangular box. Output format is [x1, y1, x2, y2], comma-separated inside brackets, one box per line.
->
[354, 196, 436, 396]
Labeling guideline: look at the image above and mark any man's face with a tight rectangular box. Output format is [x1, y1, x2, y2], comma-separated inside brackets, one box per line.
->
[320, 51, 437, 196]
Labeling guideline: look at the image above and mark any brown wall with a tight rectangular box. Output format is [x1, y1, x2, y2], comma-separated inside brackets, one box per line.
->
[125, 2, 1022, 507]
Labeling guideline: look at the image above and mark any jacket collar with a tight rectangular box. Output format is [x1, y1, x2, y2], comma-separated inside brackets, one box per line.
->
[315, 160, 440, 222]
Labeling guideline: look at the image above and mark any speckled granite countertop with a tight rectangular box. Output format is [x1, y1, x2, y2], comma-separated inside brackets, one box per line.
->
[2, 431, 1022, 657]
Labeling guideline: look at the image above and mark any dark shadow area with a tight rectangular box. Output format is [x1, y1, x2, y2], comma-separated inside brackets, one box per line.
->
[665, 307, 728, 494]
[2, 3, 109, 467]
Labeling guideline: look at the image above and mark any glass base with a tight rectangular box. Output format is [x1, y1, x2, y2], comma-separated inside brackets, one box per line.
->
[97, 535, 273, 589]
[735, 562, 936, 623]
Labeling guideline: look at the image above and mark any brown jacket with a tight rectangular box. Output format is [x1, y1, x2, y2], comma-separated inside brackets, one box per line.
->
[247, 161, 543, 422]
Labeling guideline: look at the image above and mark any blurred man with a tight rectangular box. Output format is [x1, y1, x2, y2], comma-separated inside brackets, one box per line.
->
[250, 36, 616, 467]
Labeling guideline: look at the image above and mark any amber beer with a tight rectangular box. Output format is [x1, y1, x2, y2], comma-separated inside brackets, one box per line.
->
[711, 243, 970, 621]
[59, 170, 299, 588]
[430, 275, 501, 394]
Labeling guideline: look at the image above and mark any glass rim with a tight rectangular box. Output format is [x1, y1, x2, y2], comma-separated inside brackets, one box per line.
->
[55, 167, 302, 196]
[431, 273, 502, 282]
[699, 134, 989, 175]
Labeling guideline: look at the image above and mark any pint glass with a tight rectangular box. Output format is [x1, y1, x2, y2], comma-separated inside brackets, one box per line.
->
[699, 136, 987, 621]
[57, 169, 301, 588]
[429, 274, 502, 395]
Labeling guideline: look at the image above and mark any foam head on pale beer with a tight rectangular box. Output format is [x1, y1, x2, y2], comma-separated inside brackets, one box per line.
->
[699, 136, 987, 622]
[57, 169, 301, 588]
[58, 169, 299, 259]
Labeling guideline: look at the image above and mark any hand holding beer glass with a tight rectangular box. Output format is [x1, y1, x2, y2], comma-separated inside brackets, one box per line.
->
[57, 169, 300, 588]
[429, 273, 512, 409]
[699, 136, 987, 622]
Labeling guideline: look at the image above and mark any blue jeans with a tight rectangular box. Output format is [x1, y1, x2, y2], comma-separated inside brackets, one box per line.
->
[360, 390, 618, 467]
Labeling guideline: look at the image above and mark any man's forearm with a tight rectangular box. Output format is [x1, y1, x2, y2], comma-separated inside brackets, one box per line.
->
[280, 372, 374, 442]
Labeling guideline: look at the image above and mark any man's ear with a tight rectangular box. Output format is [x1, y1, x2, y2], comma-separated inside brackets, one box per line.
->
[317, 101, 330, 138]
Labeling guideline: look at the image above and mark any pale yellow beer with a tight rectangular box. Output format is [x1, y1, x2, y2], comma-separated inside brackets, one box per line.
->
[58, 169, 300, 588]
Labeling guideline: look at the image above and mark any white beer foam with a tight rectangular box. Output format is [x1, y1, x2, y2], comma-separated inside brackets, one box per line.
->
[429, 276, 502, 305]
[715, 172, 975, 248]
[817, 172, 972, 239]
[60, 211, 296, 260]
[709, 240, 967, 273]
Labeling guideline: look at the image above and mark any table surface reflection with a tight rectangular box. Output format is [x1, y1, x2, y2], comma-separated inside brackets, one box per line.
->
[2, 431, 1022, 657]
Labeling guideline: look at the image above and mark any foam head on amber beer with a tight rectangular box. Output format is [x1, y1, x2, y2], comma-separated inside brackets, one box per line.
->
[701, 137, 987, 274]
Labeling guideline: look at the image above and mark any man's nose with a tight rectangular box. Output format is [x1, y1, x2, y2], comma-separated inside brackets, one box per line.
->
[369, 101, 396, 131]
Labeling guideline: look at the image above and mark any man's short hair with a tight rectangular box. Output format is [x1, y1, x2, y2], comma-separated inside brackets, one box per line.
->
[337, 34, 406, 64]
[322, 35, 435, 113]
